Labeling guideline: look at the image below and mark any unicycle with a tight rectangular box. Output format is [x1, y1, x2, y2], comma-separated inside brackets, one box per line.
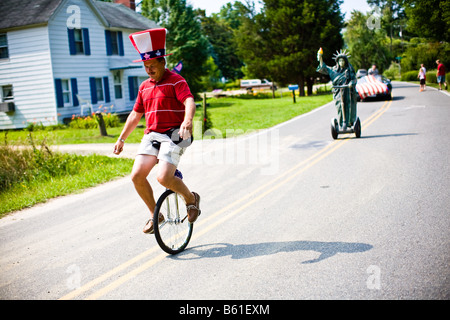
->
[153, 169, 193, 255]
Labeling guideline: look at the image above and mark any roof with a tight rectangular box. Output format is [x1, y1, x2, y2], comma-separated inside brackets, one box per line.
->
[94, 1, 159, 30]
[0, 0, 63, 30]
[0, 0, 158, 31]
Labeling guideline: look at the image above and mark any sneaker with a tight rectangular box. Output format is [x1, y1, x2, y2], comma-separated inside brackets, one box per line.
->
[143, 214, 165, 234]
[186, 192, 201, 223]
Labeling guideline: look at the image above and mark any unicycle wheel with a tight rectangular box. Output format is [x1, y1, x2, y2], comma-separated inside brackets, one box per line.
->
[153, 189, 193, 254]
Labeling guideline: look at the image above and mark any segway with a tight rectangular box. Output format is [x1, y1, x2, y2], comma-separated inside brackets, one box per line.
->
[331, 84, 361, 139]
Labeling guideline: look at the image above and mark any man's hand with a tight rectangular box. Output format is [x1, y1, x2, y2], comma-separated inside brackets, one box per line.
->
[112, 111, 143, 155]
[179, 119, 192, 140]
[113, 139, 124, 155]
[180, 97, 196, 140]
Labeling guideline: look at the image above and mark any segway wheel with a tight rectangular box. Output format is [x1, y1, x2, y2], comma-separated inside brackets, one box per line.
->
[331, 118, 338, 139]
[354, 117, 361, 138]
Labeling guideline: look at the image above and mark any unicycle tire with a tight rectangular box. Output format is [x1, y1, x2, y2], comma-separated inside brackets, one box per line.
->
[153, 189, 193, 254]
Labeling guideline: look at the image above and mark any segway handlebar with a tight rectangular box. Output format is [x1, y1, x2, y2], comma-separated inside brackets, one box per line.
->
[332, 84, 352, 89]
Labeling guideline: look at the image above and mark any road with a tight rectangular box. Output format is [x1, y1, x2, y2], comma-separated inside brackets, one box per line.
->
[0, 82, 449, 302]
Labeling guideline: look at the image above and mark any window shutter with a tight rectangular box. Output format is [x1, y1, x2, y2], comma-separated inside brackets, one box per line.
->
[118, 31, 124, 56]
[89, 77, 97, 104]
[55, 79, 64, 107]
[71, 78, 79, 106]
[67, 28, 76, 55]
[82, 28, 90, 55]
[105, 30, 112, 56]
[103, 77, 110, 103]
[128, 76, 135, 101]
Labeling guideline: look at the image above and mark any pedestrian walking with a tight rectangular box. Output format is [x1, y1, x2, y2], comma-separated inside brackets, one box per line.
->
[436, 60, 447, 90]
[418, 64, 426, 92]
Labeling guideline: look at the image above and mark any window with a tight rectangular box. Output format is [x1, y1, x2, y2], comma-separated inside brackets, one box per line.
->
[105, 30, 124, 56]
[128, 76, 139, 101]
[89, 77, 110, 104]
[110, 31, 119, 55]
[68, 28, 91, 55]
[55, 78, 78, 108]
[113, 70, 123, 99]
[128, 76, 146, 100]
[74, 29, 84, 54]
[0, 33, 9, 59]
[61, 79, 72, 105]
[1, 85, 13, 102]
[95, 78, 104, 102]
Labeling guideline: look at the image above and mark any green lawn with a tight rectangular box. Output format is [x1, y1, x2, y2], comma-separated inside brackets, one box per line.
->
[3, 93, 332, 144]
[195, 94, 332, 137]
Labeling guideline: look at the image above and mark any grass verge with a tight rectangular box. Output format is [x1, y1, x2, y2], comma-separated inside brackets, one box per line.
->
[0, 142, 134, 217]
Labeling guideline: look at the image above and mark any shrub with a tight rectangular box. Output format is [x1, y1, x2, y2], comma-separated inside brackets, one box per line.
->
[426, 69, 437, 83]
[69, 115, 98, 129]
[401, 70, 419, 81]
[103, 113, 120, 128]
[383, 62, 401, 80]
[68, 113, 120, 129]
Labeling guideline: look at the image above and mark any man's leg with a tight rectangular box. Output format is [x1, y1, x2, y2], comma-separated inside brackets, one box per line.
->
[156, 160, 195, 204]
[131, 154, 159, 216]
[157, 160, 200, 223]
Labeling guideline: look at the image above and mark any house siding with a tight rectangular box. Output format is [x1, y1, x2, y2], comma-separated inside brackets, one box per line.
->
[0, 0, 150, 130]
[49, 0, 147, 122]
[0, 27, 56, 129]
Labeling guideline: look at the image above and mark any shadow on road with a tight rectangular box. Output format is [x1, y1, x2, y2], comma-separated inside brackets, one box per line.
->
[357, 133, 418, 139]
[336, 133, 418, 140]
[171, 240, 372, 264]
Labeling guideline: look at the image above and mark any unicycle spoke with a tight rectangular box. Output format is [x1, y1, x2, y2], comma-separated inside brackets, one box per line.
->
[153, 190, 193, 254]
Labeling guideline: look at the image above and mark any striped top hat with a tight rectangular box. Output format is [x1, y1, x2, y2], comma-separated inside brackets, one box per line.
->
[129, 28, 172, 62]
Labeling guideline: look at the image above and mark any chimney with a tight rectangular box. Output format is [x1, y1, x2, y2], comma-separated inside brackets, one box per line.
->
[114, 0, 136, 11]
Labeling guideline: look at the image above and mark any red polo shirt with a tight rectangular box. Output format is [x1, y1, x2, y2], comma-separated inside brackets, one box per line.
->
[437, 63, 445, 76]
[133, 69, 193, 134]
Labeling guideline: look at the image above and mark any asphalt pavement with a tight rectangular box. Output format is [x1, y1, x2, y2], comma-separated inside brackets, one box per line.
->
[1, 82, 449, 302]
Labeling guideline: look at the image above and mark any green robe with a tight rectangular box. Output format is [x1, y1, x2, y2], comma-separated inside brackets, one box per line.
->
[317, 62, 358, 127]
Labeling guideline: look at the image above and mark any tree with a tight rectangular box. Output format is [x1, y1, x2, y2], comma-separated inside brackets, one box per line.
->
[404, 0, 450, 42]
[197, 9, 244, 80]
[235, 0, 344, 96]
[344, 11, 393, 72]
[140, 0, 209, 97]
[367, 0, 408, 52]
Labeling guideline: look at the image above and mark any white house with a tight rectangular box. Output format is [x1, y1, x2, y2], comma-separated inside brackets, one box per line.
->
[0, 0, 159, 130]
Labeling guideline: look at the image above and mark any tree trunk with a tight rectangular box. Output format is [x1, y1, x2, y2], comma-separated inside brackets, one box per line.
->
[306, 76, 314, 96]
[298, 74, 305, 96]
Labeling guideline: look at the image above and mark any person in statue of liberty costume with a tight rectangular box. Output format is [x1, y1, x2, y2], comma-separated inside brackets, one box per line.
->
[317, 48, 358, 130]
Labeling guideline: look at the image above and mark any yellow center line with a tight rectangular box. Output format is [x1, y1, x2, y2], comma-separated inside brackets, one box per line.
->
[60, 98, 393, 300]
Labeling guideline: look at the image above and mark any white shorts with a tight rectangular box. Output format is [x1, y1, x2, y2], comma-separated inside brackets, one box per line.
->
[137, 131, 185, 167]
